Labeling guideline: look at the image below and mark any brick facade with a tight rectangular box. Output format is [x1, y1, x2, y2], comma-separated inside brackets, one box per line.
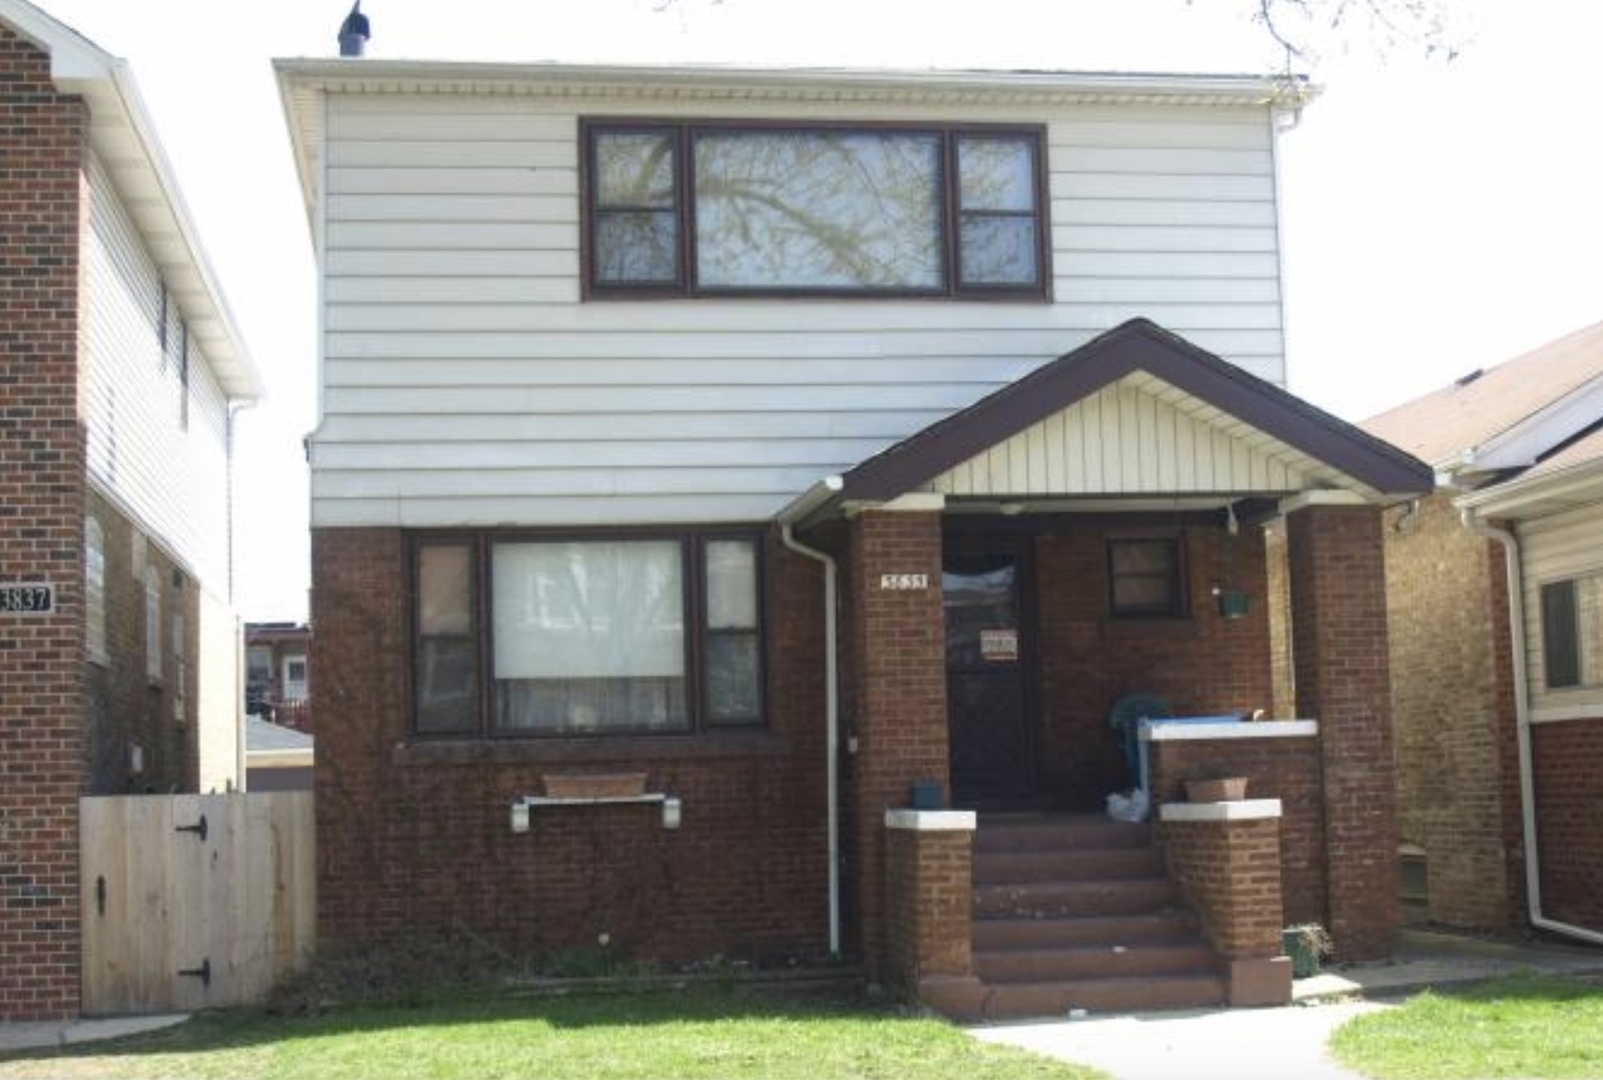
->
[311, 526, 831, 966]
[1287, 504, 1398, 959]
[84, 489, 200, 795]
[1530, 718, 1603, 932]
[1034, 523, 1275, 806]
[1381, 493, 1525, 930]
[0, 24, 88, 1021]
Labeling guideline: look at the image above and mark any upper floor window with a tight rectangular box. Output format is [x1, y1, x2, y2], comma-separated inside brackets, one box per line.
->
[584, 121, 1048, 299]
[1540, 574, 1601, 690]
[413, 531, 765, 737]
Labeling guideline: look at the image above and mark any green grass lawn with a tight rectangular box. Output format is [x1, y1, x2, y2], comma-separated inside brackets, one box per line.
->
[1330, 974, 1603, 1080]
[0, 986, 1105, 1080]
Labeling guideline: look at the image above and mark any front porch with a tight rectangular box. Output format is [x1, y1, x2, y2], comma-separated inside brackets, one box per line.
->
[784, 320, 1432, 1014]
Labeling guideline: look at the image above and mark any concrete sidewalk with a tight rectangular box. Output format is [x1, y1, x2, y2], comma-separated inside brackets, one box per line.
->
[972, 927, 1603, 1080]
[0, 1013, 187, 1053]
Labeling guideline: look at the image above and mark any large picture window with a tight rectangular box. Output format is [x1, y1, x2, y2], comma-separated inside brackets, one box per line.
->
[412, 532, 764, 736]
[584, 120, 1048, 299]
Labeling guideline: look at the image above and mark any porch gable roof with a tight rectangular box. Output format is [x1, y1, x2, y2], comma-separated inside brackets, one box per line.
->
[837, 318, 1432, 505]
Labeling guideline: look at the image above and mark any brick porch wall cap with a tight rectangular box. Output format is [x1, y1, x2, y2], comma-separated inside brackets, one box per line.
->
[1142, 719, 1318, 741]
[885, 809, 978, 832]
[1160, 798, 1283, 822]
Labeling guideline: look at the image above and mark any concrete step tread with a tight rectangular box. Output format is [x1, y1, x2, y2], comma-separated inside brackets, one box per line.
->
[981, 973, 1227, 1019]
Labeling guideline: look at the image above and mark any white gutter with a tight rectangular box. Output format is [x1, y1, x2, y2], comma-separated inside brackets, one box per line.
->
[1461, 507, 1603, 946]
[777, 476, 844, 957]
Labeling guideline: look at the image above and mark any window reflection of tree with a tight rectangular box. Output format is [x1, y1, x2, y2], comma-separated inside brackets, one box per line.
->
[694, 132, 942, 289]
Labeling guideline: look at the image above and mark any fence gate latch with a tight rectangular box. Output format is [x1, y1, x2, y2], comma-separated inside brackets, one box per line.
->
[174, 814, 208, 842]
[177, 958, 211, 987]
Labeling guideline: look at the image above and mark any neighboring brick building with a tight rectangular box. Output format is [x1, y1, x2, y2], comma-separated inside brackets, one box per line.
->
[278, 56, 1434, 1014]
[0, 1, 261, 1020]
[1365, 319, 1603, 943]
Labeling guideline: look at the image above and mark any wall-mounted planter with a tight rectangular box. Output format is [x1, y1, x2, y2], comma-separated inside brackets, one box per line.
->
[1186, 776, 1248, 802]
[1215, 588, 1251, 619]
[542, 771, 648, 799]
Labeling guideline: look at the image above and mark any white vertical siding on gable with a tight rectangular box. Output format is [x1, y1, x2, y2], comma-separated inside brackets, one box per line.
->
[312, 93, 1288, 528]
[928, 379, 1312, 498]
[82, 153, 235, 588]
[1520, 502, 1603, 717]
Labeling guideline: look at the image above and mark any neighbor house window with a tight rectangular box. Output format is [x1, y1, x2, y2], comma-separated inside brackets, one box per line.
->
[85, 516, 107, 663]
[1108, 538, 1186, 617]
[144, 565, 162, 683]
[412, 532, 763, 736]
[584, 121, 1047, 298]
[1541, 575, 1602, 690]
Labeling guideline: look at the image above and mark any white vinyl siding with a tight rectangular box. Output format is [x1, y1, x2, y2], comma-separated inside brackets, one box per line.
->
[81, 153, 234, 587]
[313, 93, 1287, 528]
[1522, 502, 1603, 719]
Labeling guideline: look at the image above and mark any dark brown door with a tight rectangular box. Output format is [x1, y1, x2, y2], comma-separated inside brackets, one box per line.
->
[944, 547, 1035, 806]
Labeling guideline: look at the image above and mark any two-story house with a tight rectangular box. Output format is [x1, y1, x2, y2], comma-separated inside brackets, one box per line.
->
[1365, 320, 1603, 945]
[276, 57, 1430, 1017]
[0, 0, 262, 1021]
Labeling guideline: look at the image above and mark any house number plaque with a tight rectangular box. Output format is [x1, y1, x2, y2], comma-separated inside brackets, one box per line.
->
[878, 573, 929, 591]
[0, 583, 55, 615]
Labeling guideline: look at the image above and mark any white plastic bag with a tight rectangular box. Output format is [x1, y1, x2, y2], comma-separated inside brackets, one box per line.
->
[1105, 788, 1150, 823]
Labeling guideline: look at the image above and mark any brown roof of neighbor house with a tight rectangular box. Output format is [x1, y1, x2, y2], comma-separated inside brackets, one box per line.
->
[1362, 319, 1603, 469]
[839, 318, 1433, 502]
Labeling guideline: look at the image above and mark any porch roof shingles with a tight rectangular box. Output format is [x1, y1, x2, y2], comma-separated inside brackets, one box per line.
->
[838, 318, 1433, 504]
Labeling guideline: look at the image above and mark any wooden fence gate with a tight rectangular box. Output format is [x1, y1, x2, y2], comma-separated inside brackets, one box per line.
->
[80, 792, 315, 1015]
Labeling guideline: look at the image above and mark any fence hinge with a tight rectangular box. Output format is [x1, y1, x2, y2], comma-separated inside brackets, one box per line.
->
[177, 958, 211, 987]
[174, 814, 208, 842]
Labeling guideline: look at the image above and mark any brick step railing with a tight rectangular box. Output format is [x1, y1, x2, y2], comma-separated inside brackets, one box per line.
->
[969, 813, 1225, 1019]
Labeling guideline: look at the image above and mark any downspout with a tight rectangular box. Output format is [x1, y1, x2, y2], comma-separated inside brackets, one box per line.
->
[778, 476, 844, 957]
[1462, 507, 1603, 946]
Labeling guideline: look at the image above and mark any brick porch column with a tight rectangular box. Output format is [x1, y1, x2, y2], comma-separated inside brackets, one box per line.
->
[848, 508, 948, 980]
[884, 809, 984, 1019]
[1286, 502, 1398, 959]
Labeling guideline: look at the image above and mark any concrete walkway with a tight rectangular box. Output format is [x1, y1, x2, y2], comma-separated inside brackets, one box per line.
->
[972, 928, 1603, 1080]
[0, 1013, 187, 1053]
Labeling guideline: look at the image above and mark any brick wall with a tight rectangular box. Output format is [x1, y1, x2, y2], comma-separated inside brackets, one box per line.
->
[1381, 493, 1523, 930]
[84, 489, 198, 794]
[1148, 735, 1325, 925]
[1287, 504, 1398, 960]
[1035, 524, 1274, 807]
[844, 510, 948, 978]
[1161, 817, 1284, 958]
[1530, 718, 1603, 932]
[312, 526, 831, 966]
[884, 820, 973, 992]
[0, 24, 89, 1021]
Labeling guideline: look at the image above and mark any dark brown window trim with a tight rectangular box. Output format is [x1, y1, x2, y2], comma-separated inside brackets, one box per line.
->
[580, 117, 1052, 302]
[407, 527, 769, 740]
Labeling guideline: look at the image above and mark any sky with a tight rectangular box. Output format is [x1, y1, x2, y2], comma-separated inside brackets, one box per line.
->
[23, 0, 1603, 622]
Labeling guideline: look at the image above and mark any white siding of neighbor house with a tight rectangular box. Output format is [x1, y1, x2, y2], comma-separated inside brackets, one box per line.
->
[1520, 501, 1603, 719]
[81, 152, 234, 588]
[312, 92, 1288, 528]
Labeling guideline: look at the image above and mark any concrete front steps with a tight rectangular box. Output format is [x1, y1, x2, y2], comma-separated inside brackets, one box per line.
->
[968, 814, 1226, 1019]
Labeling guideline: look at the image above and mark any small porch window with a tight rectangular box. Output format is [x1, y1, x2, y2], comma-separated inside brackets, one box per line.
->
[1108, 538, 1186, 618]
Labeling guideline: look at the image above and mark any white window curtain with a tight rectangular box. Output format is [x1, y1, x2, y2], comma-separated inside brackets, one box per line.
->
[493, 540, 687, 732]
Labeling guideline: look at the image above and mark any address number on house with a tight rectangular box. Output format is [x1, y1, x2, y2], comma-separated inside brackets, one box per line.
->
[878, 573, 929, 591]
[0, 583, 55, 615]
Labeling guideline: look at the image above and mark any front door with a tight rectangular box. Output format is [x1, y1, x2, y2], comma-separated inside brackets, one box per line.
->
[944, 546, 1035, 806]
